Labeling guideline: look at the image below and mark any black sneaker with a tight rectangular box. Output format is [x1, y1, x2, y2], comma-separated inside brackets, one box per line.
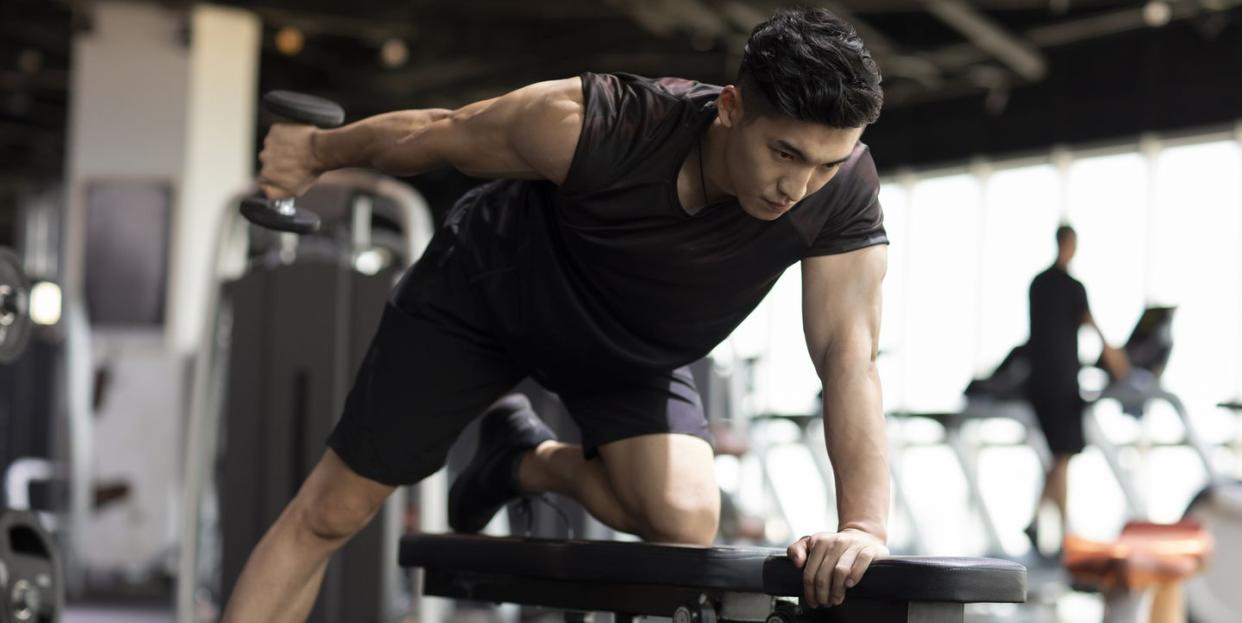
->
[1024, 522, 1062, 563]
[1023, 522, 1039, 552]
[448, 393, 557, 534]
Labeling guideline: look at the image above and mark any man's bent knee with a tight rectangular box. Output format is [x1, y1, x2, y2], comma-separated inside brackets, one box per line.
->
[637, 490, 720, 545]
[293, 450, 395, 543]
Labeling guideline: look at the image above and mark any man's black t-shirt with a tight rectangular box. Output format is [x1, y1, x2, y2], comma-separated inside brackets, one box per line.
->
[1027, 265, 1088, 393]
[445, 72, 887, 387]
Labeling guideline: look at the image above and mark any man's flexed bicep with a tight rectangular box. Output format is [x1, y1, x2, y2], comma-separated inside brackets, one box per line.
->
[802, 245, 886, 375]
[390, 77, 583, 183]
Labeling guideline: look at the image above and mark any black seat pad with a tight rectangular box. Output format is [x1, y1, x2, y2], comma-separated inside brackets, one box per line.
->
[400, 534, 1026, 604]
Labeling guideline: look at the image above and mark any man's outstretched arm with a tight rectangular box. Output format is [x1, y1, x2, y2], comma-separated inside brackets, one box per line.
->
[1083, 310, 1132, 380]
[789, 244, 890, 609]
[258, 77, 584, 199]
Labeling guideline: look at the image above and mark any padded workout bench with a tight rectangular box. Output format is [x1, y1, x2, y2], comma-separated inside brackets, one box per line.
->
[400, 534, 1027, 622]
[1065, 521, 1213, 623]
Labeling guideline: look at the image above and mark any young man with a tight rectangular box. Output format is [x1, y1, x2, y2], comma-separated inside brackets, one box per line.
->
[1025, 224, 1129, 553]
[225, 8, 890, 621]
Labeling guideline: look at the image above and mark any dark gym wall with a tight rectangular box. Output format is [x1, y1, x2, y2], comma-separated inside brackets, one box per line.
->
[865, 17, 1242, 171]
[1, 195, 15, 248]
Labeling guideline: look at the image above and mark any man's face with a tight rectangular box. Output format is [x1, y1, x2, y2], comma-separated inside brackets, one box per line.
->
[719, 89, 864, 221]
[1062, 233, 1078, 262]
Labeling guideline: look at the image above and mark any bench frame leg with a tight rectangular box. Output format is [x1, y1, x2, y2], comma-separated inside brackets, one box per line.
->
[424, 569, 971, 623]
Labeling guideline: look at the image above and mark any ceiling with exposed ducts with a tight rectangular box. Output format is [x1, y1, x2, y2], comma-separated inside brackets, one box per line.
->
[5, 0, 1242, 185]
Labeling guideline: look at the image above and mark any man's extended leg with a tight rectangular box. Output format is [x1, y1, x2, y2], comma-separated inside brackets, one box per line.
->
[1047, 455, 1071, 530]
[221, 450, 392, 623]
[1026, 453, 1071, 553]
[224, 236, 528, 621]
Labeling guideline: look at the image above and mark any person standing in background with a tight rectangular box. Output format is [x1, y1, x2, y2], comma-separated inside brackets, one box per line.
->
[1025, 224, 1130, 555]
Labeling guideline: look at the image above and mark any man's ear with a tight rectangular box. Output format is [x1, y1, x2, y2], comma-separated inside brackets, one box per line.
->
[718, 85, 743, 128]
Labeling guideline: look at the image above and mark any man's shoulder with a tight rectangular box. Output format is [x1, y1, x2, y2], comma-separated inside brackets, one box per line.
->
[1056, 267, 1085, 289]
[798, 143, 879, 211]
[1031, 266, 1084, 290]
[842, 142, 877, 184]
[561, 73, 716, 193]
[1030, 266, 1056, 288]
[584, 72, 721, 106]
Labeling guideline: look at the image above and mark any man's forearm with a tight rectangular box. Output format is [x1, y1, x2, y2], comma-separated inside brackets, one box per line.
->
[311, 108, 455, 176]
[821, 354, 889, 541]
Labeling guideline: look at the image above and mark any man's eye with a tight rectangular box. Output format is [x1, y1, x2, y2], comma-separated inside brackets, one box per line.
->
[775, 150, 794, 161]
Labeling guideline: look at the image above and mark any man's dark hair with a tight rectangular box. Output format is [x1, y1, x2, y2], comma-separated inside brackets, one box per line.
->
[737, 7, 883, 128]
[1056, 224, 1076, 246]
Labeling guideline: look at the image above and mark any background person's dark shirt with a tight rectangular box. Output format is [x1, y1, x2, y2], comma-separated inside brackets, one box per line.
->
[447, 72, 888, 387]
[1027, 265, 1089, 394]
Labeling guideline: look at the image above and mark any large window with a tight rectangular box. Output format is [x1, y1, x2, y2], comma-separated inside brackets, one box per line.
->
[717, 131, 1242, 554]
[977, 164, 1062, 373]
[1064, 152, 1151, 344]
[901, 174, 982, 411]
[878, 184, 908, 409]
[1150, 140, 1242, 431]
[721, 132, 1242, 424]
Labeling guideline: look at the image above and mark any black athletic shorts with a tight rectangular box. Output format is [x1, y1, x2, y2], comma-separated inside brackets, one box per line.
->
[326, 231, 712, 486]
[1028, 388, 1086, 456]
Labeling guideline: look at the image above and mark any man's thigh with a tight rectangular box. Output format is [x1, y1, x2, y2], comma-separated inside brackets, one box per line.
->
[328, 287, 526, 486]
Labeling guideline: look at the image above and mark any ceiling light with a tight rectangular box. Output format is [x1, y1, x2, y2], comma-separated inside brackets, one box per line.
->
[380, 38, 409, 68]
[275, 26, 305, 56]
[1143, 1, 1172, 27]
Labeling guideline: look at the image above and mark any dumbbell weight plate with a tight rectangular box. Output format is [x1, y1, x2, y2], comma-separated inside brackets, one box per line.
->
[0, 509, 62, 623]
[0, 249, 31, 365]
[263, 91, 345, 128]
[240, 196, 321, 235]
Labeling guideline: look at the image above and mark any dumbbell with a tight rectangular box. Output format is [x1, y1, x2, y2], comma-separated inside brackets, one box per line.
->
[0, 248, 30, 365]
[0, 509, 62, 623]
[239, 90, 346, 234]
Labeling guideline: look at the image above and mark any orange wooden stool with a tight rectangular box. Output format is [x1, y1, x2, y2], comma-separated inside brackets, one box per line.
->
[1065, 520, 1213, 623]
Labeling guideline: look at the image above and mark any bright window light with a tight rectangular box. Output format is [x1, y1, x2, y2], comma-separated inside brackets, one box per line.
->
[904, 174, 982, 411]
[978, 165, 1062, 372]
[1065, 152, 1150, 344]
[1150, 140, 1242, 417]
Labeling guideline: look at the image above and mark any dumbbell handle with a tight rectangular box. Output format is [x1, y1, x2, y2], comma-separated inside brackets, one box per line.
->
[241, 90, 346, 234]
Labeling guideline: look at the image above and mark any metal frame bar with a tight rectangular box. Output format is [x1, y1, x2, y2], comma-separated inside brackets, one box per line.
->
[423, 569, 967, 623]
[1084, 381, 1224, 522]
[920, 0, 1046, 81]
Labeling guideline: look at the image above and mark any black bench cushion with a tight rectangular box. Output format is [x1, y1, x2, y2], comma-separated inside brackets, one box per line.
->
[399, 534, 1026, 604]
